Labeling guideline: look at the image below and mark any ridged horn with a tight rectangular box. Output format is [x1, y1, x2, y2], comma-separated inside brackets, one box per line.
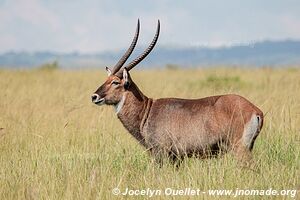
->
[116, 20, 160, 77]
[111, 19, 140, 74]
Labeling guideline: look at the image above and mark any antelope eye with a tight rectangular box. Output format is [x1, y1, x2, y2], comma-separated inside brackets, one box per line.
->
[111, 81, 120, 85]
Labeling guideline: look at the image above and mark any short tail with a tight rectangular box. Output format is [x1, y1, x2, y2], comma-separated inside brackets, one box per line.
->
[256, 112, 264, 134]
[243, 112, 264, 150]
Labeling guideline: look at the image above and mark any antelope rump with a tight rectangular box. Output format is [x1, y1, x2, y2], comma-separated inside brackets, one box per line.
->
[91, 20, 264, 165]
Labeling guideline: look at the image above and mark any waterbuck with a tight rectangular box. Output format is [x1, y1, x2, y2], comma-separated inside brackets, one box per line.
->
[91, 20, 264, 165]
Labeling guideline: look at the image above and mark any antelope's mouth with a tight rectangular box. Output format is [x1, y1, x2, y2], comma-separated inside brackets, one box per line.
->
[91, 94, 105, 105]
[94, 98, 105, 105]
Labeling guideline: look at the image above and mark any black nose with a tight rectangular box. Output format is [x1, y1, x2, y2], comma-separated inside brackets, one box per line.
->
[91, 94, 99, 102]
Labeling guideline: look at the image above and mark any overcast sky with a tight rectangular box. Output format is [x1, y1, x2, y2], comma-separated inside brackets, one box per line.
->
[0, 0, 300, 53]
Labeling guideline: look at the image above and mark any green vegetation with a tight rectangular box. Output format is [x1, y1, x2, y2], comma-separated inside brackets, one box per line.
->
[0, 68, 299, 199]
[37, 61, 59, 71]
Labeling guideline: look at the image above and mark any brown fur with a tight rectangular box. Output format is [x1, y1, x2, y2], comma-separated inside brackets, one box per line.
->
[92, 20, 263, 165]
[93, 72, 264, 165]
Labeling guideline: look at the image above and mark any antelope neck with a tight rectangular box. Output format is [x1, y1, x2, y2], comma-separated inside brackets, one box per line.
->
[116, 83, 152, 147]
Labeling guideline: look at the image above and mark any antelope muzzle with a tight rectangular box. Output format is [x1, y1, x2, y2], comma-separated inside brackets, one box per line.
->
[91, 93, 105, 105]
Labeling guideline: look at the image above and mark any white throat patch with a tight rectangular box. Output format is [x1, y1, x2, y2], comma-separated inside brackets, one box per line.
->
[115, 94, 126, 114]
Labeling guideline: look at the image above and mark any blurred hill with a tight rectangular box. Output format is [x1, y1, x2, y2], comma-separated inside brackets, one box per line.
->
[1, 40, 300, 68]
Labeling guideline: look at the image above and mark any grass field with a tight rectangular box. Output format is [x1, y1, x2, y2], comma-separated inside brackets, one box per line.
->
[0, 67, 299, 199]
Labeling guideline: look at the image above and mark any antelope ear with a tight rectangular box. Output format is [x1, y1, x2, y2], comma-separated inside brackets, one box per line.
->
[123, 68, 130, 89]
[106, 67, 112, 76]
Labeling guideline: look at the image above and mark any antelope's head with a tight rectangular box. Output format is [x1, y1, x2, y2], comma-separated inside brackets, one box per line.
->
[91, 19, 160, 106]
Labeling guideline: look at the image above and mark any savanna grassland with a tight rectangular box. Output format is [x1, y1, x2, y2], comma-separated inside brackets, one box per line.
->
[0, 67, 299, 199]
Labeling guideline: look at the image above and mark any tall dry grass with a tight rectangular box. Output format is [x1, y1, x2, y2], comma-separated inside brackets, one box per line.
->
[0, 67, 299, 199]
